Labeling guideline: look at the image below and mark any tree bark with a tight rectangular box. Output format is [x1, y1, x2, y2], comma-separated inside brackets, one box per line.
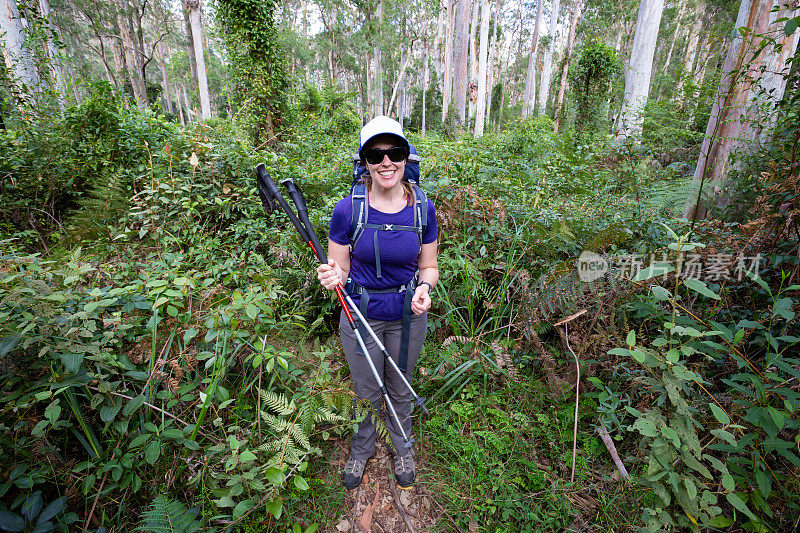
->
[615, 0, 666, 139]
[373, 0, 384, 116]
[114, 0, 148, 109]
[442, 0, 455, 121]
[474, 0, 491, 136]
[183, 4, 198, 89]
[38, 0, 66, 98]
[485, 0, 501, 127]
[468, 0, 480, 120]
[676, 3, 703, 103]
[553, 0, 582, 132]
[522, 0, 544, 117]
[422, 39, 429, 134]
[453, 0, 473, 123]
[682, 0, 792, 219]
[182, 84, 193, 123]
[538, 0, 562, 116]
[185, 0, 211, 119]
[1, 0, 40, 100]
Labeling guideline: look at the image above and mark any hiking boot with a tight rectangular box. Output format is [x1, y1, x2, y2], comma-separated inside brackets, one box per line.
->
[394, 453, 416, 489]
[341, 457, 367, 490]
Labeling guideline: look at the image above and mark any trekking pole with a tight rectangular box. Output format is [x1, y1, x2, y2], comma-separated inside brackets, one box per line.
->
[255, 165, 417, 449]
[279, 177, 429, 416]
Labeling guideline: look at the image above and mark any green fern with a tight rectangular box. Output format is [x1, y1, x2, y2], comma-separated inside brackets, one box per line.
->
[137, 495, 200, 533]
[68, 166, 131, 240]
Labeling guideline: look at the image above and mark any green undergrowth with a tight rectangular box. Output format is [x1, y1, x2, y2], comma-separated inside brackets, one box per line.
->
[2, 85, 797, 531]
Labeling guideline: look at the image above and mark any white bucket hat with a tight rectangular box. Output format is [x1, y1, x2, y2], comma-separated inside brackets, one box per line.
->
[359, 115, 409, 154]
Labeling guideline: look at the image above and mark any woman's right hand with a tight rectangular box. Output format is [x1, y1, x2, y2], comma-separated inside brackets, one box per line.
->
[316, 258, 342, 291]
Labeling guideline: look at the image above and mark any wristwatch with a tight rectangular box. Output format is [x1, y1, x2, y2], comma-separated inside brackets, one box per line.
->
[418, 281, 434, 293]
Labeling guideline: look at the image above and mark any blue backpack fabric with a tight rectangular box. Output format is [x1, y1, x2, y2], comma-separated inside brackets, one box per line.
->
[346, 144, 428, 373]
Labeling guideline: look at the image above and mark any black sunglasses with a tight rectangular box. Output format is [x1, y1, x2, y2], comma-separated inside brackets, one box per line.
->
[362, 146, 409, 165]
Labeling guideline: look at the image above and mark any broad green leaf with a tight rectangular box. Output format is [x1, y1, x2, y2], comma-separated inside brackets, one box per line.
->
[626, 330, 636, 347]
[767, 406, 785, 430]
[650, 285, 672, 301]
[22, 491, 43, 522]
[785, 16, 798, 36]
[683, 278, 720, 300]
[100, 405, 122, 422]
[215, 496, 235, 508]
[711, 428, 737, 446]
[129, 433, 151, 448]
[239, 450, 257, 464]
[726, 492, 758, 522]
[162, 428, 183, 440]
[632, 263, 675, 281]
[264, 467, 285, 485]
[684, 479, 697, 501]
[294, 476, 310, 491]
[37, 496, 66, 524]
[709, 403, 730, 425]
[122, 395, 146, 416]
[721, 473, 735, 491]
[265, 497, 283, 519]
[233, 499, 256, 519]
[60, 352, 84, 373]
[246, 304, 258, 320]
[708, 516, 734, 527]
[0, 511, 25, 532]
[755, 468, 771, 497]
[145, 441, 160, 465]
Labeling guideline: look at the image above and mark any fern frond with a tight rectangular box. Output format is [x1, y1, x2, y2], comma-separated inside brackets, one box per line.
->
[259, 389, 295, 416]
[138, 495, 200, 533]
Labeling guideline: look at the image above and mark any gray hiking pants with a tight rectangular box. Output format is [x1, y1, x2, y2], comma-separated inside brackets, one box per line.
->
[339, 310, 428, 459]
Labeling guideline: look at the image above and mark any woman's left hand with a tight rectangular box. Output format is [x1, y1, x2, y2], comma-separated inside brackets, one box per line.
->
[411, 284, 431, 315]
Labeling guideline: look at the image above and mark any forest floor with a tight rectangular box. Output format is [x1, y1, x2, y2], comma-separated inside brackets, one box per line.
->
[323, 441, 439, 533]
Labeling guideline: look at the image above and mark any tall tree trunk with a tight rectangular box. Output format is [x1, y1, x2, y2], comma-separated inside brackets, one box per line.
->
[422, 40, 429, 134]
[183, 5, 198, 89]
[615, 0, 665, 139]
[538, 0, 562, 116]
[553, 0, 582, 132]
[655, 0, 686, 99]
[154, 1, 173, 114]
[373, 0, 384, 116]
[177, 84, 186, 126]
[474, 0, 491, 136]
[38, 0, 66, 98]
[682, 0, 788, 219]
[114, 0, 148, 109]
[186, 0, 211, 119]
[676, 4, 703, 103]
[453, 0, 473, 123]
[182, 84, 193, 123]
[468, 0, 480, 120]
[442, 0, 455, 121]
[1, 0, 40, 100]
[485, 0, 500, 127]
[522, 0, 544, 117]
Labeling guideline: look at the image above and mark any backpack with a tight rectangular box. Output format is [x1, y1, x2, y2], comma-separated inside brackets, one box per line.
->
[346, 143, 428, 373]
[349, 144, 428, 275]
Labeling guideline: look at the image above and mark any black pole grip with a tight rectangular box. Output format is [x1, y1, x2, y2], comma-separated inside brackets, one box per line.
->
[255, 165, 309, 242]
[281, 178, 328, 265]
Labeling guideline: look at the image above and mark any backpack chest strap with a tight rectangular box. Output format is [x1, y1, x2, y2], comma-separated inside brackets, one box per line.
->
[362, 223, 422, 278]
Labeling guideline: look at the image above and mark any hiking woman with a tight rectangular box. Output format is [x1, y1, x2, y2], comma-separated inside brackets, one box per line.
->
[316, 116, 439, 490]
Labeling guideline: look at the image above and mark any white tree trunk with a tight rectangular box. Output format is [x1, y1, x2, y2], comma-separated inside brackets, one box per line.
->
[474, 0, 491, 136]
[186, 0, 211, 119]
[373, 0, 384, 116]
[443, 0, 455, 120]
[660, 0, 686, 88]
[182, 84, 193, 123]
[615, 0, 666, 139]
[1, 0, 40, 97]
[468, 0, 480, 120]
[38, 0, 66, 97]
[538, 0, 562, 116]
[485, 0, 501, 128]
[422, 41, 429, 134]
[553, 0, 582, 132]
[676, 5, 703, 102]
[522, 0, 544, 117]
[453, 0, 473, 123]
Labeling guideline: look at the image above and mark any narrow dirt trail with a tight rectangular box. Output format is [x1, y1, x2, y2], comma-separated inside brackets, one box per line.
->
[321, 442, 446, 533]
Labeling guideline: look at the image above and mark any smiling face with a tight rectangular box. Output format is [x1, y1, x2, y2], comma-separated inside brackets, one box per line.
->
[364, 135, 407, 193]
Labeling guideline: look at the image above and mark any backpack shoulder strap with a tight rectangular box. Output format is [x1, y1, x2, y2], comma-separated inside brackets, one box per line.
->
[349, 182, 368, 248]
[412, 184, 427, 245]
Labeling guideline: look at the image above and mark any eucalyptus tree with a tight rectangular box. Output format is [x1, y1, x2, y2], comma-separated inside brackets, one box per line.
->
[1, 0, 41, 100]
[453, 0, 473, 123]
[184, 0, 210, 118]
[474, 0, 490, 135]
[683, 0, 800, 220]
[537, 0, 560, 115]
[552, 0, 582, 131]
[521, 0, 543, 116]
[615, 0, 665, 139]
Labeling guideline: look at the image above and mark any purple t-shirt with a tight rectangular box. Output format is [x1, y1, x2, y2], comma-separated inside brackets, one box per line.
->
[329, 194, 438, 321]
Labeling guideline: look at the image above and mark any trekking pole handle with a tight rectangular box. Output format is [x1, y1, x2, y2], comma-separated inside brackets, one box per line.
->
[255, 165, 309, 242]
[280, 178, 328, 265]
